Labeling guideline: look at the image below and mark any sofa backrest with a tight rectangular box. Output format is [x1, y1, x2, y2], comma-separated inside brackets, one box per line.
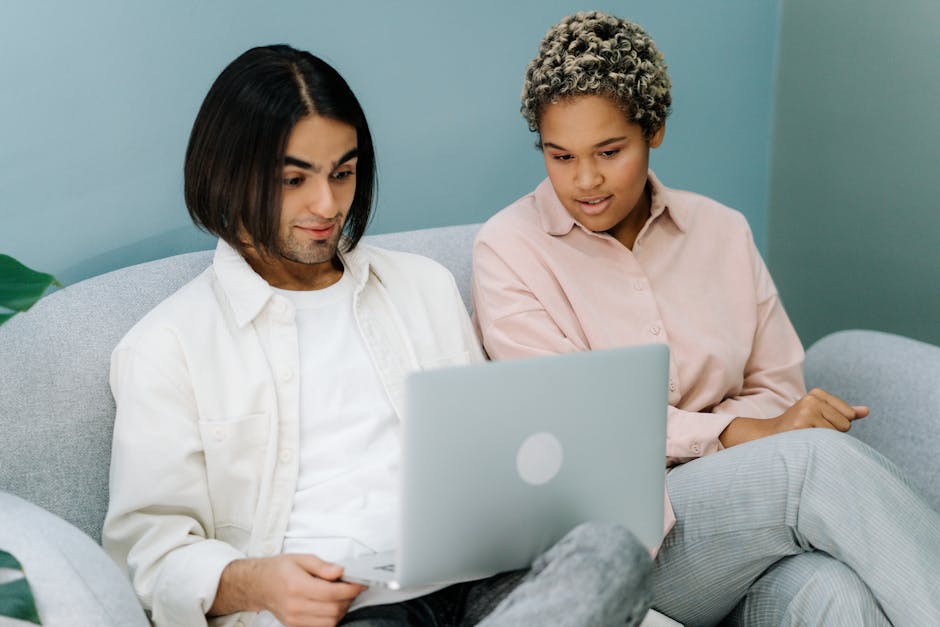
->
[0, 223, 481, 542]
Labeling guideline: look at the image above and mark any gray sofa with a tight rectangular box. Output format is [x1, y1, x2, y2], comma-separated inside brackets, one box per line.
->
[1, 223, 938, 626]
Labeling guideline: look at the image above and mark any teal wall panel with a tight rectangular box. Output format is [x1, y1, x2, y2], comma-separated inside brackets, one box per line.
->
[1, 1, 780, 284]
[768, 0, 940, 346]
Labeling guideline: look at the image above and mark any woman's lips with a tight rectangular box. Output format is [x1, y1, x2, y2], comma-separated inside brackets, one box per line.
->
[576, 195, 612, 216]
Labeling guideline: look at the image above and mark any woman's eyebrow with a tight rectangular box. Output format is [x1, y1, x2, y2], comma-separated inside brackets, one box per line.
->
[542, 137, 627, 151]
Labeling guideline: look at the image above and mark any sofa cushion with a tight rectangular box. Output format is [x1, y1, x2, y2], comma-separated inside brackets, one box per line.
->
[805, 329, 940, 511]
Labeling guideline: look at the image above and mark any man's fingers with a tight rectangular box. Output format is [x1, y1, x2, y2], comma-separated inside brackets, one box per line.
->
[290, 554, 344, 580]
[307, 576, 366, 602]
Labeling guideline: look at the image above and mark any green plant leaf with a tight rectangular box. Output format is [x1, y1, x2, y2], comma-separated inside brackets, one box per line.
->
[0, 551, 23, 570]
[0, 579, 42, 624]
[0, 551, 41, 624]
[0, 255, 61, 313]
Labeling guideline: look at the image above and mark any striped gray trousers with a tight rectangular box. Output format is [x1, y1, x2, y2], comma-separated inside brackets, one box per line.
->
[651, 429, 939, 626]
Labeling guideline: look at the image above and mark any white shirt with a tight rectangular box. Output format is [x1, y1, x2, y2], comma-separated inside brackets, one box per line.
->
[103, 239, 484, 627]
[274, 274, 431, 613]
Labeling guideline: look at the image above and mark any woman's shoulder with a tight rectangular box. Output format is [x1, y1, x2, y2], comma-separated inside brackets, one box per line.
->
[478, 191, 541, 240]
[663, 184, 753, 238]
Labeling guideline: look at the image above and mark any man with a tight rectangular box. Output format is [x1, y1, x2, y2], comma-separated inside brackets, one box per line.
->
[103, 45, 651, 627]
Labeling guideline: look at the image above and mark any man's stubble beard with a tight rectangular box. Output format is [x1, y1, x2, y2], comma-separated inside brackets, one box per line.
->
[274, 227, 343, 265]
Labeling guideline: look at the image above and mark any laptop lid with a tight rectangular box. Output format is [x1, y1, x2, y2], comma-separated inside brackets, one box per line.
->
[391, 343, 668, 589]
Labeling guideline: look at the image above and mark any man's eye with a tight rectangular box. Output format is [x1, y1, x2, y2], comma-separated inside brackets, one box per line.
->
[332, 169, 355, 180]
[283, 175, 304, 187]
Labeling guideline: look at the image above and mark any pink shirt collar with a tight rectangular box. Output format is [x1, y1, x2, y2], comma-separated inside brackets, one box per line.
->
[534, 169, 689, 237]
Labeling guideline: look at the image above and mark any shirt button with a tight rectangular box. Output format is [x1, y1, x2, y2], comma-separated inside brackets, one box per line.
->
[633, 280, 645, 291]
[668, 379, 678, 392]
[277, 366, 294, 382]
[213, 427, 226, 441]
[279, 449, 293, 463]
[691, 442, 702, 455]
[649, 324, 662, 336]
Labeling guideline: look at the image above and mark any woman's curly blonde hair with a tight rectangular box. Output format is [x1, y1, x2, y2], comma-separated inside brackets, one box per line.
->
[522, 11, 671, 140]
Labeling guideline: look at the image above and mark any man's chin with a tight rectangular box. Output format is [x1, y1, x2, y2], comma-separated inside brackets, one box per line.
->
[277, 240, 341, 266]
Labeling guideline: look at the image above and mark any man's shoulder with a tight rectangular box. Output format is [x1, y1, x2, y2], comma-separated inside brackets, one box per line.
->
[354, 243, 457, 286]
[115, 267, 220, 353]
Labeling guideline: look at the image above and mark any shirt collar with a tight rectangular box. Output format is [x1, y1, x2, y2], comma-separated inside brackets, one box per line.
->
[534, 169, 688, 236]
[212, 238, 371, 328]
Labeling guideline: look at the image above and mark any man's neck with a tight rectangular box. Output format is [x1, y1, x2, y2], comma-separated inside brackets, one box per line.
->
[244, 250, 344, 291]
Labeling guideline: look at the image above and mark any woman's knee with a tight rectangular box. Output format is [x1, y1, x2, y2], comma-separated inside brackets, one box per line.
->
[769, 428, 882, 474]
[726, 552, 888, 626]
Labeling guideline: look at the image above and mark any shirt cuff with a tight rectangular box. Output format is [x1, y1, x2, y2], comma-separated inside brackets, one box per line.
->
[665, 407, 736, 466]
[151, 539, 245, 626]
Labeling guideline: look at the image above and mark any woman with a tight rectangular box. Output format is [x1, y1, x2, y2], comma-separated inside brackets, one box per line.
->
[472, 11, 940, 626]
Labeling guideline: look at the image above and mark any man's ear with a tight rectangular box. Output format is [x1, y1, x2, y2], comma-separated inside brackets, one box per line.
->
[649, 123, 666, 149]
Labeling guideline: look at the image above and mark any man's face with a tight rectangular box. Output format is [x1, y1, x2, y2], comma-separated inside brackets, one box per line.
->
[245, 113, 359, 289]
[275, 113, 358, 266]
[540, 94, 663, 248]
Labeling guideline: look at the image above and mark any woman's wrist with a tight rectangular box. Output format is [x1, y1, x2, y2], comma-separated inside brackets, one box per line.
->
[719, 416, 780, 448]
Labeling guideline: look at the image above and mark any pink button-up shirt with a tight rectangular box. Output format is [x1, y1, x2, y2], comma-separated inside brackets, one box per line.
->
[472, 171, 806, 539]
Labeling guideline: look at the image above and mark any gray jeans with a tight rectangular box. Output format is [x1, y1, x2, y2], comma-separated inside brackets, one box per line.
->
[652, 429, 940, 626]
[340, 521, 653, 627]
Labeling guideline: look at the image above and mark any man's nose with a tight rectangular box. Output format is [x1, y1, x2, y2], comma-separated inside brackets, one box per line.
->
[305, 178, 340, 219]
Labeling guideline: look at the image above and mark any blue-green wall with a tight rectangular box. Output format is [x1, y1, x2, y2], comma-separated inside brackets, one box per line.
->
[0, 1, 780, 285]
[768, 0, 940, 346]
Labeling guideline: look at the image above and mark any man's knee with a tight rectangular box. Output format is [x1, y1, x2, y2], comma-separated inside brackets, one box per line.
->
[549, 522, 652, 591]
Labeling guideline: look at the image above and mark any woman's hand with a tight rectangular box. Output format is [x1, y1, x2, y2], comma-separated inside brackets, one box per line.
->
[210, 554, 366, 627]
[719, 388, 869, 448]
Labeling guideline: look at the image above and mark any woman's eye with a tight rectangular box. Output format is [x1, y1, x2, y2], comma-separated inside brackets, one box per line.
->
[600, 149, 620, 158]
[283, 175, 304, 187]
[552, 154, 573, 162]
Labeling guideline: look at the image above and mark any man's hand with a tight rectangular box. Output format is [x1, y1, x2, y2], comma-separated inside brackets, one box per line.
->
[210, 554, 366, 627]
[719, 388, 869, 448]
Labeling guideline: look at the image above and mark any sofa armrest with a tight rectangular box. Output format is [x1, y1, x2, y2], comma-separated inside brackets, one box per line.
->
[805, 329, 940, 511]
[0, 492, 148, 626]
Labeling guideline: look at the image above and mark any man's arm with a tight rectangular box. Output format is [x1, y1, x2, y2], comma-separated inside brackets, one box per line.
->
[210, 555, 364, 627]
[104, 345, 245, 625]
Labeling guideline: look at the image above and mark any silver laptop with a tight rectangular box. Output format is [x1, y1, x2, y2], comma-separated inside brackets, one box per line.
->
[340, 344, 668, 590]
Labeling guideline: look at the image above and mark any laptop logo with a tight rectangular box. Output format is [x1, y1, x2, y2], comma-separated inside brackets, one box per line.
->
[516, 432, 564, 485]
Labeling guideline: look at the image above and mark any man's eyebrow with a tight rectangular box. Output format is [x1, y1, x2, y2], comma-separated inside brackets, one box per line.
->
[283, 148, 358, 173]
[284, 156, 318, 172]
[334, 148, 358, 168]
[542, 137, 628, 151]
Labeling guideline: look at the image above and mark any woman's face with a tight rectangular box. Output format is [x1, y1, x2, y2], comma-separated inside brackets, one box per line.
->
[539, 94, 664, 248]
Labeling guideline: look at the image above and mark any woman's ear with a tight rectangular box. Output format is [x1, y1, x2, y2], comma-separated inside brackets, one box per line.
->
[649, 123, 666, 149]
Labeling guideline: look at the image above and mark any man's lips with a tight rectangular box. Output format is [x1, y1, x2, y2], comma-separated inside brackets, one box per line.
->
[576, 195, 612, 216]
[294, 224, 336, 240]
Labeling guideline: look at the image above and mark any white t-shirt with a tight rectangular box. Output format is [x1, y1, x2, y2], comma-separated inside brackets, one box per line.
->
[271, 272, 440, 615]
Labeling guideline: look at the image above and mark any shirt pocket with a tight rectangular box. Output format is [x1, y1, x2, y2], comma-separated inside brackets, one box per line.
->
[197, 412, 269, 540]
